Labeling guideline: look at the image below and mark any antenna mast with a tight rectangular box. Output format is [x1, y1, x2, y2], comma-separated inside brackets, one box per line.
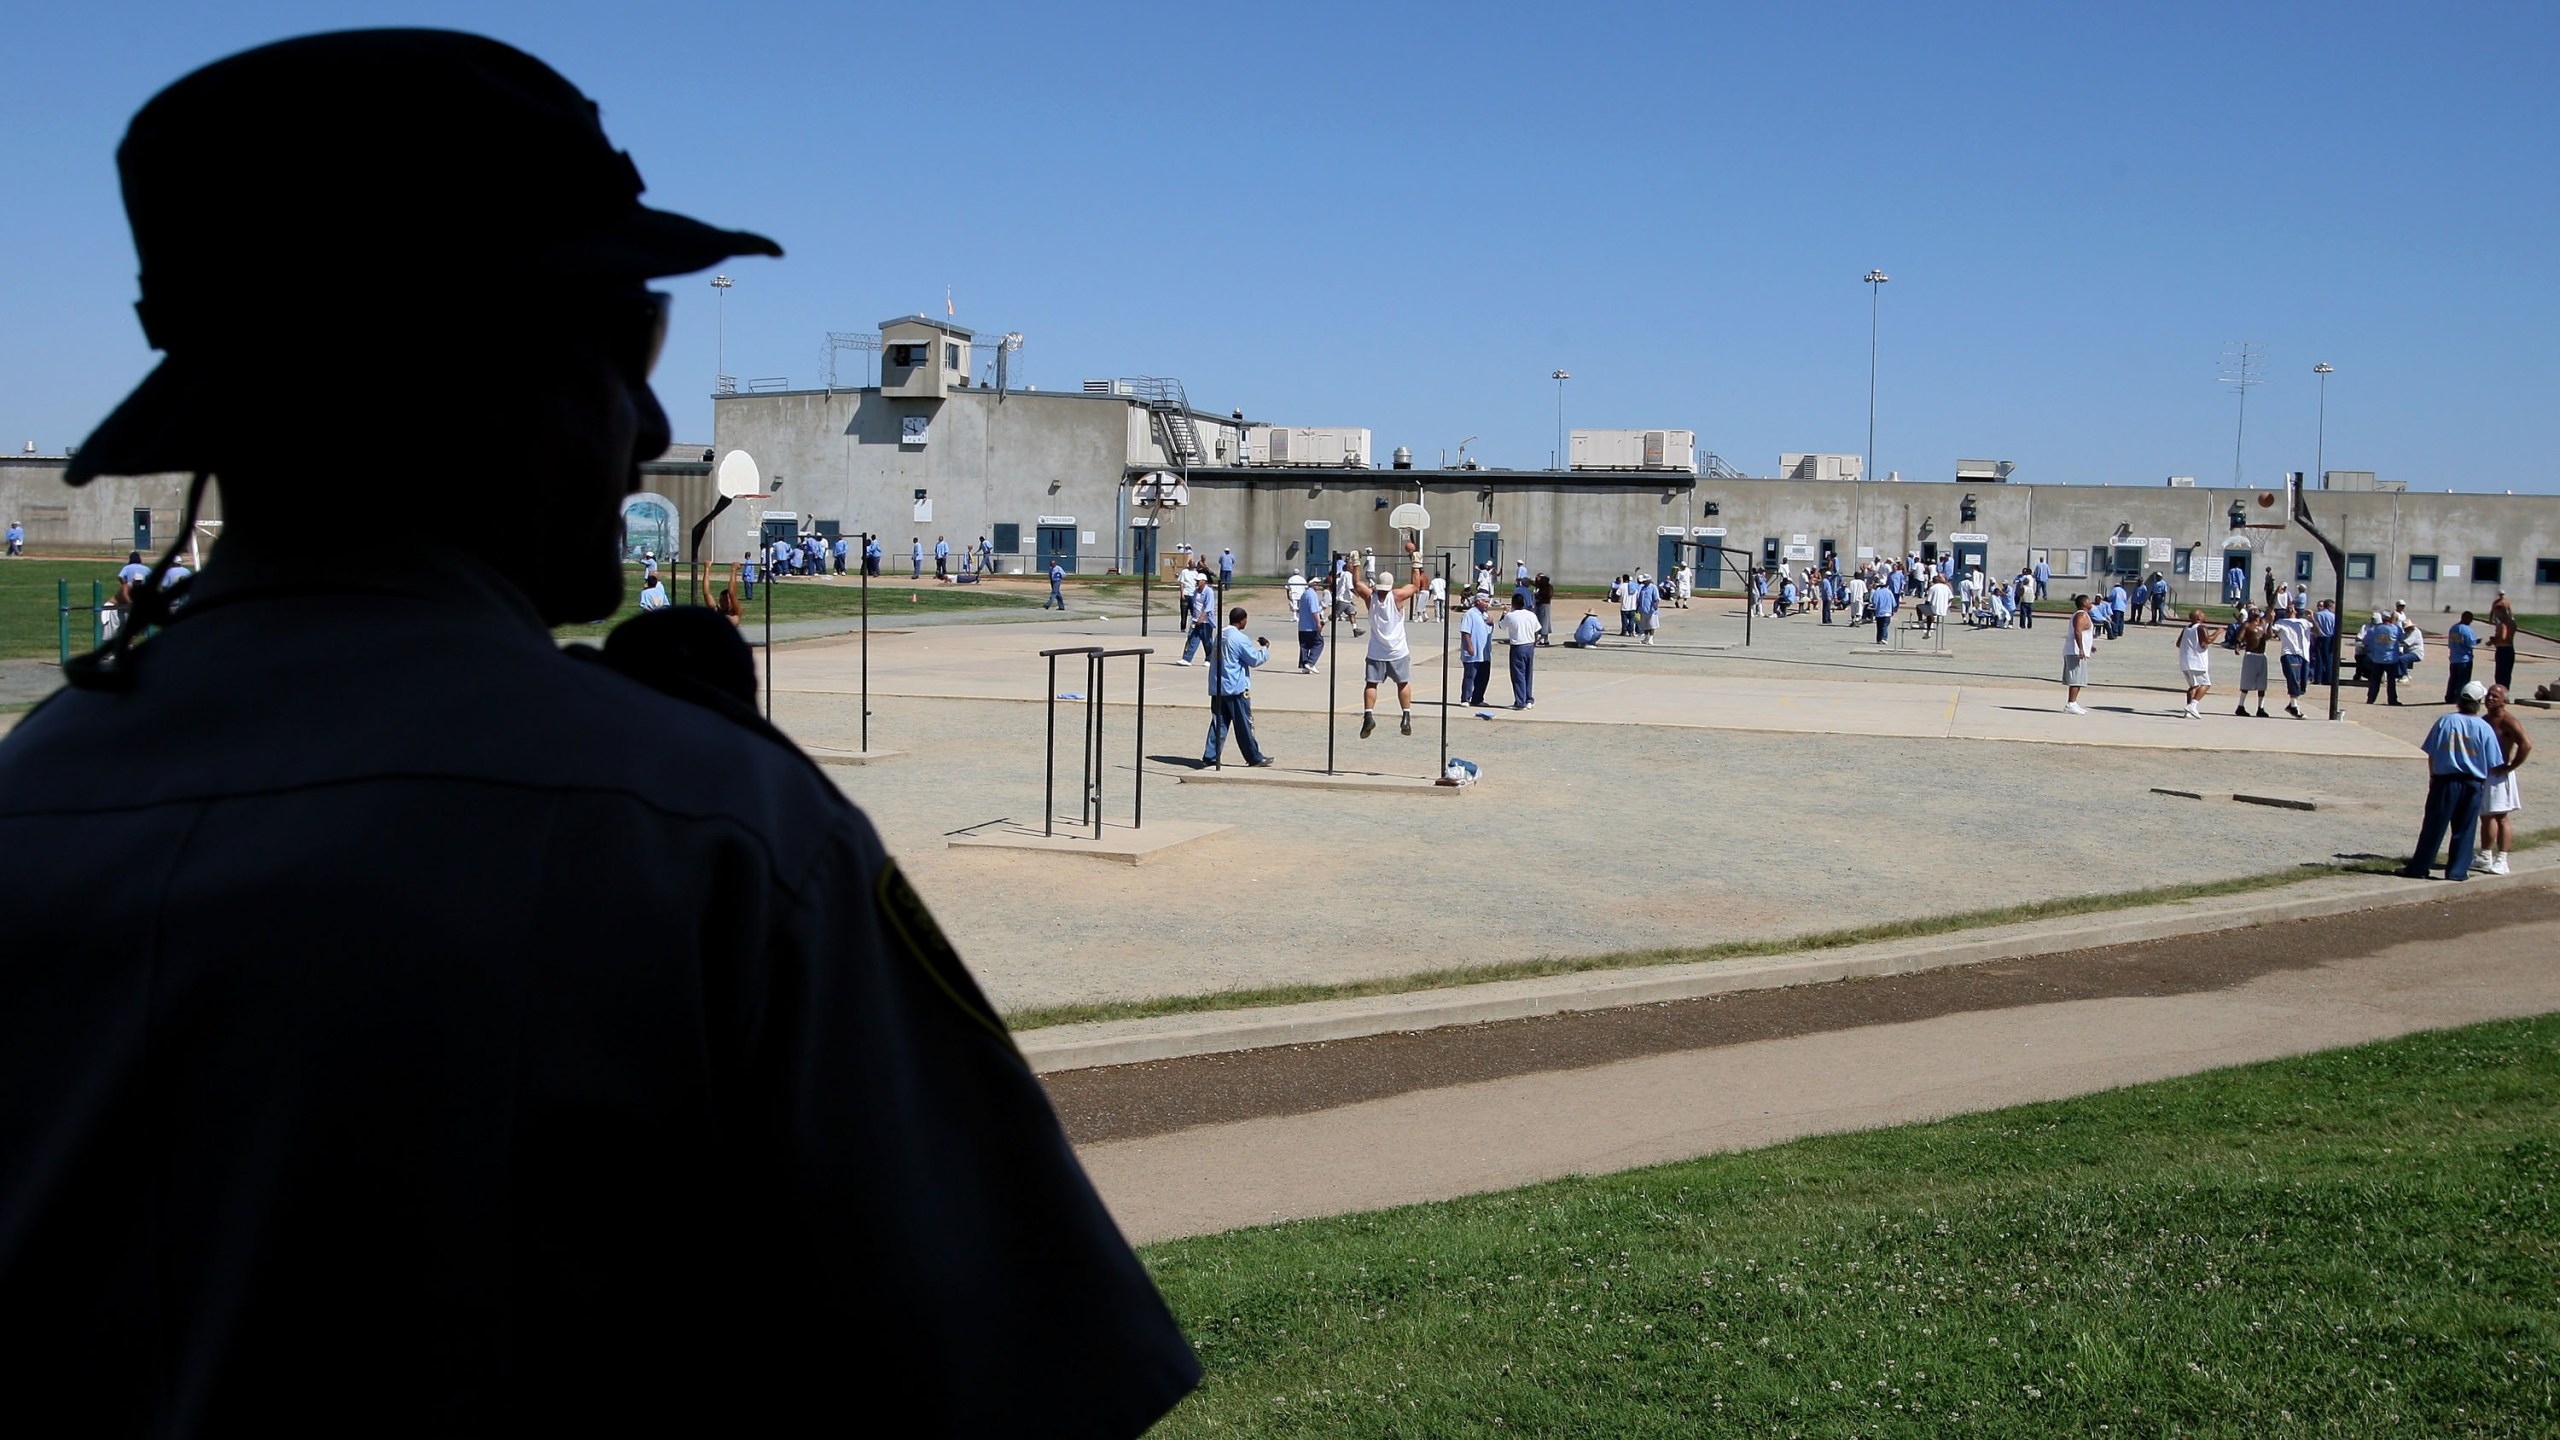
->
[2219, 341, 2265, 487]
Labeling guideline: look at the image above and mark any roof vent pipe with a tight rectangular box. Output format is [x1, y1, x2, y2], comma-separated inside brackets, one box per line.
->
[1392, 446, 1413, 470]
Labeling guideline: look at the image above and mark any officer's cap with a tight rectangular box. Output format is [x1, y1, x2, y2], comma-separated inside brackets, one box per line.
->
[70, 29, 781, 485]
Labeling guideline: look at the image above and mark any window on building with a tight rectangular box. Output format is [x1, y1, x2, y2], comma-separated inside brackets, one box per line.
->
[2537, 558, 2560, 586]
[992, 523, 1021, 555]
[2473, 556, 2503, 585]
[887, 342, 923, 369]
[2294, 550, 2315, 581]
[2408, 554, 2438, 583]
[946, 343, 962, 370]
[2174, 546, 2194, 578]
[2111, 545, 2144, 575]
[2346, 553, 2376, 581]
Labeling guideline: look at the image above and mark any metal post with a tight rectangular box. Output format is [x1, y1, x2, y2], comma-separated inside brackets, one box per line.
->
[1082, 654, 1099, 825]
[1132, 652, 1146, 828]
[57, 579, 68, 666]
[762, 553, 774, 719]
[1140, 535, 1151, 637]
[1438, 554, 1451, 776]
[1044, 652, 1059, 837]
[860, 532, 871, 754]
[1326, 573, 1339, 776]
[1089, 652, 1106, 841]
[92, 581, 102, 652]
[1208, 574, 1223, 770]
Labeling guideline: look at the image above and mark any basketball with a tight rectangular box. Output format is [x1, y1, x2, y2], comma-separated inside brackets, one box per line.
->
[2257, 492, 2276, 508]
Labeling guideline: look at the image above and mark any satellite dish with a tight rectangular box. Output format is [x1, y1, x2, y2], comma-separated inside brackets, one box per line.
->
[1388, 502, 1431, 532]
[716, 450, 763, 499]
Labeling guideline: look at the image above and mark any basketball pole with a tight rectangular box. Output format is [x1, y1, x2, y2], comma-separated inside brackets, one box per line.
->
[860, 530, 871, 753]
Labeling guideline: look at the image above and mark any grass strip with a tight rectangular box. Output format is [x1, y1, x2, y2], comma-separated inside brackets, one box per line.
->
[1142, 1014, 2560, 1438]
[1006, 830, 2560, 1031]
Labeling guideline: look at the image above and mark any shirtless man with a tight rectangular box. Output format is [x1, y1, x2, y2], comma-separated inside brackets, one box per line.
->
[2478, 683, 2533, 876]
[2235, 606, 2273, 718]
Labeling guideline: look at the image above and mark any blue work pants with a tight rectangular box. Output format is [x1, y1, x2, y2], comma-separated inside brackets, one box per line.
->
[2409, 772, 2487, 879]
[1508, 646, 1534, 707]
[1181, 620, 1213, 662]
[1203, 692, 1267, 765]
[1461, 658, 1489, 705]
[1299, 627, 1323, 668]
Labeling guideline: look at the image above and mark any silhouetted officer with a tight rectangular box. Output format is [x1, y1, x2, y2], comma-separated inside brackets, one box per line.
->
[0, 30, 1196, 1438]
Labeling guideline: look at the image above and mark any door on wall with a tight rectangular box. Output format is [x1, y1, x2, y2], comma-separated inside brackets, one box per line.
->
[2222, 548, 2252, 598]
[1819, 539, 1838, 571]
[1471, 531, 1501, 575]
[1037, 525, 1078, 574]
[132, 508, 152, 554]
[1954, 541, 1988, 576]
[1129, 525, 1157, 576]
[1657, 534, 1685, 579]
[1760, 536, 1781, 570]
[1303, 525, 1331, 575]
[759, 516, 797, 551]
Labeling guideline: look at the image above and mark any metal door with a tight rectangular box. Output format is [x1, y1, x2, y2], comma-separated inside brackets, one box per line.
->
[1954, 541, 1987, 576]
[1819, 538, 1838, 571]
[1130, 525, 1157, 576]
[2222, 548, 2252, 599]
[1303, 526, 1330, 575]
[1038, 524, 1077, 574]
[1658, 534, 1684, 579]
[1471, 532, 1500, 575]
[759, 517, 797, 550]
[132, 508, 152, 554]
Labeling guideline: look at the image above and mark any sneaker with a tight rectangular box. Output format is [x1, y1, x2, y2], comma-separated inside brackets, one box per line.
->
[1359, 712, 1376, 739]
[2235, 704, 2249, 717]
[1523, 701, 1535, 710]
[2255, 709, 2271, 718]
[1399, 711, 1413, 736]
[1172, 658, 1192, 667]
[2286, 704, 2302, 718]
[1249, 757, 1276, 768]
[2064, 702, 2086, 714]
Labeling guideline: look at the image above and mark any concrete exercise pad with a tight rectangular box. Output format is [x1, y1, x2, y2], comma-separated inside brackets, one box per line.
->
[946, 818, 1228, 865]
[1179, 766, 1461, 795]
[754, 623, 2420, 761]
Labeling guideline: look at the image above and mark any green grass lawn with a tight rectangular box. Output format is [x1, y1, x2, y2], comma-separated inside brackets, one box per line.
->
[0, 558, 130, 661]
[1142, 1014, 2560, 1437]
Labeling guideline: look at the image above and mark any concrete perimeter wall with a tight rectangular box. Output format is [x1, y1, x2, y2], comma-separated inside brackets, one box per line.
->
[0, 458, 222, 556]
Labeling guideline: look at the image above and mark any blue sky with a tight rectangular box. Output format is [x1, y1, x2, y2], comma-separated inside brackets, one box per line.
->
[5, 1, 2555, 490]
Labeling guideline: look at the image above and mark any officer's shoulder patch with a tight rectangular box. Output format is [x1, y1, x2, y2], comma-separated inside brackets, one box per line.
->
[875, 861, 1018, 1056]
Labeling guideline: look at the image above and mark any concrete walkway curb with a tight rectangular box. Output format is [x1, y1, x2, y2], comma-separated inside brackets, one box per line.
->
[1020, 856, 2560, 1073]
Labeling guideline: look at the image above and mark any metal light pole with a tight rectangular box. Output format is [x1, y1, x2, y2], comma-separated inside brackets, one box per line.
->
[710, 274, 733, 394]
[1864, 269, 1889, 483]
[1551, 369, 1571, 470]
[2312, 362, 2334, 486]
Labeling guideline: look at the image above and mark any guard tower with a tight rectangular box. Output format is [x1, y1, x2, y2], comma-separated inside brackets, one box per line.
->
[879, 315, 973, 398]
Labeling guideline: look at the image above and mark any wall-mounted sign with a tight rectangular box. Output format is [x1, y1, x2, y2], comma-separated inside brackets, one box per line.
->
[1304, 519, 1332, 529]
[1037, 515, 1075, 526]
[1657, 525, 1687, 536]
[1951, 532, 1989, 544]
[1694, 526, 1728, 537]
[2147, 537, 2173, 562]
[1473, 521, 1502, 532]
[2187, 550, 2219, 581]
[900, 416, 930, 447]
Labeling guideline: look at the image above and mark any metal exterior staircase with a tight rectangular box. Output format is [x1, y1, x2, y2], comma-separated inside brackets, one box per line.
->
[1127, 376, 1207, 471]
[1700, 452, 1749, 480]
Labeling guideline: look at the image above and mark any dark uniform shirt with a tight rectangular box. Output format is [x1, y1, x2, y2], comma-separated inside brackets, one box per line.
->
[0, 544, 1197, 1436]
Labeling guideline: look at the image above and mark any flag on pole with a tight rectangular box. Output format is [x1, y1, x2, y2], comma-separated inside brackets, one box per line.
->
[945, 286, 954, 318]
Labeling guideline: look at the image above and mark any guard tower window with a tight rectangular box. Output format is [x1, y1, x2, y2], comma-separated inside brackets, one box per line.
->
[888, 343, 924, 369]
[946, 343, 962, 370]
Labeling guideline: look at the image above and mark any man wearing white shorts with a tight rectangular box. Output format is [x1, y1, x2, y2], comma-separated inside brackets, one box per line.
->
[2479, 683, 2532, 875]
[2176, 610, 2214, 718]
[2061, 594, 2095, 713]
[1353, 540, 1427, 737]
